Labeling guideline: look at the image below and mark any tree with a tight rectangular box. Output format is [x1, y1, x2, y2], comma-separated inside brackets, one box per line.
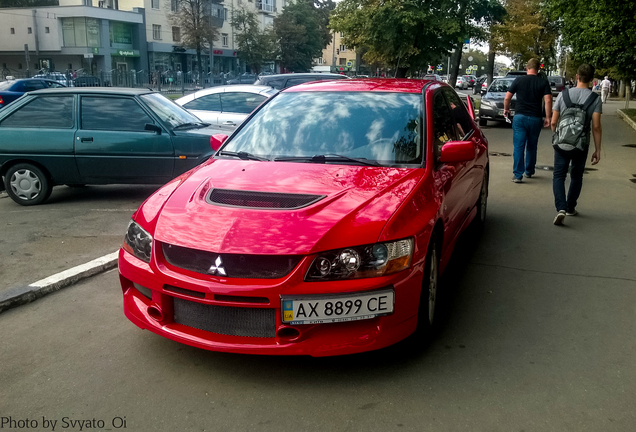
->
[546, 0, 636, 106]
[273, 0, 330, 72]
[169, 0, 219, 75]
[232, 7, 276, 74]
[0, 0, 56, 6]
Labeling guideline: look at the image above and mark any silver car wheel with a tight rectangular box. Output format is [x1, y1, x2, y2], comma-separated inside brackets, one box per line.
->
[10, 168, 42, 201]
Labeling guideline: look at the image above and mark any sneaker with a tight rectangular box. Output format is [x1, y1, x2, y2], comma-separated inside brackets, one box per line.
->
[566, 210, 578, 216]
[524, 173, 533, 178]
[511, 177, 523, 183]
[553, 210, 566, 226]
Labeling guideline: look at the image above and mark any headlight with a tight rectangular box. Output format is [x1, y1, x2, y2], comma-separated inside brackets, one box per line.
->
[123, 220, 153, 263]
[305, 238, 414, 281]
[480, 100, 493, 109]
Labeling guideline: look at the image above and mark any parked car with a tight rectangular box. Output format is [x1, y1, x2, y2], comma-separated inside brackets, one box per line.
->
[253, 73, 349, 90]
[175, 85, 278, 128]
[478, 77, 517, 126]
[548, 76, 566, 97]
[32, 72, 71, 86]
[455, 76, 469, 89]
[73, 76, 102, 87]
[118, 78, 489, 357]
[473, 76, 487, 95]
[0, 87, 230, 205]
[0, 78, 66, 109]
[463, 75, 477, 87]
[226, 73, 258, 85]
[424, 74, 443, 81]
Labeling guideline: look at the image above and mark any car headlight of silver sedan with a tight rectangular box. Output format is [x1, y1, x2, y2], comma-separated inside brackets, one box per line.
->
[306, 238, 414, 281]
[123, 220, 153, 263]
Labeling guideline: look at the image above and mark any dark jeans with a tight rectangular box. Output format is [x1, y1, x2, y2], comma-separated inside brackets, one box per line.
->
[553, 147, 588, 212]
[512, 114, 543, 179]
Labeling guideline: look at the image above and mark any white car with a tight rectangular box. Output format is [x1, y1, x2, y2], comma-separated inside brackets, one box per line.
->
[455, 76, 469, 90]
[32, 72, 71, 86]
[176, 85, 278, 128]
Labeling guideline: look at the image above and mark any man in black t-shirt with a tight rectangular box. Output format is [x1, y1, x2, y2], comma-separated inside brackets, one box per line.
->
[503, 59, 553, 182]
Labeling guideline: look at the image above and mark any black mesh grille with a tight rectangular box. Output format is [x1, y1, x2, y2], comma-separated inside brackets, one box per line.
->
[173, 297, 275, 338]
[207, 188, 325, 209]
[162, 243, 302, 279]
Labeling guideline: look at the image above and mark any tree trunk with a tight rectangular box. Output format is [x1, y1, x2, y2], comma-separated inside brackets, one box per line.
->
[449, 40, 464, 89]
[395, 66, 409, 78]
[625, 83, 631, 109]
[487, 50, 495, 85]
[619, 80, 626, 98]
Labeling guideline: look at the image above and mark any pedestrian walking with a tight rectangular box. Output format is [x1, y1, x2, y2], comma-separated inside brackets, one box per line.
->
[504, 58, 553, 183]
[550, 63, 602, 226]
[600, 75, 611, 103]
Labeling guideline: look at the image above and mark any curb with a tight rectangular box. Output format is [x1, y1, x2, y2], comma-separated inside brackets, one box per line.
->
[0, 251, 119, 314]
[616, 109, 636, 132]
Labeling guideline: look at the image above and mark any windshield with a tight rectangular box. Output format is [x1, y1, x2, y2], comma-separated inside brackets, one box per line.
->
[488, 78, 516, 93]
[140, 92, 202, 129]
[222, 91, 423, 166]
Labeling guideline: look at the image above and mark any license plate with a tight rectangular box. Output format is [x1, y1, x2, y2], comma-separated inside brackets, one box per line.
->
[281, 289, 394, 325]
[497, 110, 515, 116]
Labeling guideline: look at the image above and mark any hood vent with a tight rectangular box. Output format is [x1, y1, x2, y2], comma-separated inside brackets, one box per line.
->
[207, 188, 325, 210]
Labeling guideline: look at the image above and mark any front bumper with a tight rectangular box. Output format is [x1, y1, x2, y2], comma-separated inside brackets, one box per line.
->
[119, 248, 424, 357]
[479, 104, 513, 122]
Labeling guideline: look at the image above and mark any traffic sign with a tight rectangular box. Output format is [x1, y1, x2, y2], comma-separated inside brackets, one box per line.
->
[346, 61, 352, 67]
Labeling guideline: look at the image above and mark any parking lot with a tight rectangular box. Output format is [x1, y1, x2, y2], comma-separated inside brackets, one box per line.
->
[1, 99, 635, 431]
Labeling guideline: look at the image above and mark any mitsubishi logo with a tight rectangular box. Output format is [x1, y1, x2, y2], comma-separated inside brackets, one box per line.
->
[208, 256, 227, 276]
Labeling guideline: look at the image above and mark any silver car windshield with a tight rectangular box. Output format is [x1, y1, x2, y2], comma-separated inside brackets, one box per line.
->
[489, 78, 516, 93]
[140, 92, 202, 129]
[223, 91, 424, 166]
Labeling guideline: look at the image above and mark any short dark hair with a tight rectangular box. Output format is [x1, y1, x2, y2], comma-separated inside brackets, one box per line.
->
[577, 64, 595, 83]
[526, 58, 540, 71]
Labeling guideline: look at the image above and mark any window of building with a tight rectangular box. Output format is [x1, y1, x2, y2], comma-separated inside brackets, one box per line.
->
[10, 28, 15, 34]
[45, 27, 50, 33]
[339, 58, 346, 65]
[153, 25, 161, 40]
[151, 0, 159, 9]
[28, 27, 32, 34]
[172, 27, 180, 42]
[223, 8, 228, 20]
[340, 45, 346, 52]
[18, 63, 22, 69]
[316, 58, 323, 65]
[1, 96, 74, 129]
[62, 17, 100, 47]
[340, 32, 344, 38]
[68, 63, 73, 69]
[170, 0, 178, 12]
[222, 33, 228, 47]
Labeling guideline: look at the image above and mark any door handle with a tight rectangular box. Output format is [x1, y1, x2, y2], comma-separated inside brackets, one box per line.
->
[80, 137, 93, 143]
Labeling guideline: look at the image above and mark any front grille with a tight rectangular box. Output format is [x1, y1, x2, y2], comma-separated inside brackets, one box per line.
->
[173, 297, 275, 338]
[207, 188, 325, 210]
[162, 243, 302, 279]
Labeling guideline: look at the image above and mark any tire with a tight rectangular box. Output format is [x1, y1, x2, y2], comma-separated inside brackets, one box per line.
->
[4, 163, 52, 206]
[479, 117, 487, 127]
[417, 235, 440, 338]
[474, 169, 489, 228]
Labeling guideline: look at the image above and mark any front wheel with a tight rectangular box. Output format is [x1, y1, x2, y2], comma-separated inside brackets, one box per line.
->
[474, 169, 489, 228]
[417, 236, 440, 338]
[4, 163, 52, 206]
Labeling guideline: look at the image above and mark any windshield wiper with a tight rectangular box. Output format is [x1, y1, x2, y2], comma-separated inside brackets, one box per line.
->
[274, 154, 381, 167]
[217, 150, 270, 161]
[173, 122, 210, 130]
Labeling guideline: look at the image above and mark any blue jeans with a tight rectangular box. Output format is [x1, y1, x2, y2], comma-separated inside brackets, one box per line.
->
[553, 147, 588, 212]
[512, 114, 543, 179]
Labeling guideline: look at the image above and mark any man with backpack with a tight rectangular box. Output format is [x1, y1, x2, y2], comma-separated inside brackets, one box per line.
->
[550, 63, 602, 226]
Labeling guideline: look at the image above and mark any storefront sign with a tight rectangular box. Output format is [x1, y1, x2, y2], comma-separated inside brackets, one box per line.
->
[116, 50, 139, 57]
[212, 49, 237, 57]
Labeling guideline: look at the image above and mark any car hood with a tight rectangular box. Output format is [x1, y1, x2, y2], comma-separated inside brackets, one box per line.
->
[483, 92, 516, 101]
[151, 160, 423, 255]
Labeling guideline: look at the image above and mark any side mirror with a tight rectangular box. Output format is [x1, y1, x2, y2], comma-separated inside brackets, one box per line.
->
[145, 123, 162, 134]
[481, 88, 487, 95]
[210, 134, 229, 151]
[439, 140, 475, 164]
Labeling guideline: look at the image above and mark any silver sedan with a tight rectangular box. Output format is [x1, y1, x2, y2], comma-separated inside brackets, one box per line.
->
[176, 85, 278, 128]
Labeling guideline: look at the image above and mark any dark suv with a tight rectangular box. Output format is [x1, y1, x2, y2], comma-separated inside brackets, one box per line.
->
[253, 73, 349, 90]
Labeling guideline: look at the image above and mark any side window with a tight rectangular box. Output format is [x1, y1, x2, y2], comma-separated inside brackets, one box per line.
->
[46, 81, 65, 88]
[0, 96, 74, 128]
[432, 91, 458, 162]
[81, 97, 153, 131]
[220, 92, 266, 114]
[265, 78, 285, 89]
[184, 94, 221, 111]
[285, 78, 315, 88]
[443, 88, 474, 139]
[23, 81, 46, 91]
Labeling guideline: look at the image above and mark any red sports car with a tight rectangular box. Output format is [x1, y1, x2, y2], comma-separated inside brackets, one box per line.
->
[119, 79, 489, 356]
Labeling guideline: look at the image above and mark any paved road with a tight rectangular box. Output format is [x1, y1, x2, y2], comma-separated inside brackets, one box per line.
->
[1, 99, 635, 431]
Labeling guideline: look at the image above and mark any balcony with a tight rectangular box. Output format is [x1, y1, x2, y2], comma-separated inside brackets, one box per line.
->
[256, 1, 275, 13]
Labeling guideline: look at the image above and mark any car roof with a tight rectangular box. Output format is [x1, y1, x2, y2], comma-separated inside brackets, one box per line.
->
[260, 73, 347, 80]
[175, 85, 277, 104]
[28, 87, 156, 96]
[282, 78, 438, 93]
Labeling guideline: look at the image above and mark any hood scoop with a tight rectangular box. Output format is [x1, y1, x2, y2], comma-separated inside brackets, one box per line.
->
[207, 188, 326, 210]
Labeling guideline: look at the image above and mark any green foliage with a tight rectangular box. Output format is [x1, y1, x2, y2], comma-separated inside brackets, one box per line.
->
[273, 0, 330, 72]
[0, 0, 57, 6]
[232, 7, 276, 73]
[168, 0, 219, 71]
[546, 0, 636, 80]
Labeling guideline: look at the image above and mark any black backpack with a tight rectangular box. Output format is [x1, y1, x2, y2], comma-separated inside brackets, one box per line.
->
[552, 89, 599, 152]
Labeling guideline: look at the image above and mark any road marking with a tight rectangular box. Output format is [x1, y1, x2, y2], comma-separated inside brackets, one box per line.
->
[0, 251, 119, 314]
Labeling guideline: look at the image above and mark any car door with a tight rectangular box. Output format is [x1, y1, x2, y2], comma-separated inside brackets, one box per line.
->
[0, 94, 80, 183]
[430, 89, 471, 242]
[181, 93, 221, 125]
[75, 95, 174, 183]
[219, 92, 267, 127]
